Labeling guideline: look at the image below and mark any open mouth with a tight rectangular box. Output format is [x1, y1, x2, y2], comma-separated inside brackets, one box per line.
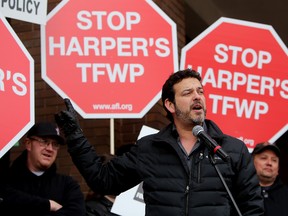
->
[43, 153, 52, 158]
[192, 103, 203, 110]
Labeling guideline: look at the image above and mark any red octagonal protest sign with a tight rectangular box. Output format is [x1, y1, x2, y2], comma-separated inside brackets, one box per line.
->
[41, 0, 178, 118]
[0, 13, 34, 158]
[181, 17, 288, 150]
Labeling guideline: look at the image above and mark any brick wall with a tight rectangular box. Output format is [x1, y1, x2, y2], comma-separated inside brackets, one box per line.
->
[8, 0, 186, 196]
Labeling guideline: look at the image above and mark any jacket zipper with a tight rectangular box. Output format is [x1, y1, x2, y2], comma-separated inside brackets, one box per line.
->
[185, 151, 204, 215]
[185, 183, 190, 216]
[197, 152, 204, 183]
[185, 175, 191, 216]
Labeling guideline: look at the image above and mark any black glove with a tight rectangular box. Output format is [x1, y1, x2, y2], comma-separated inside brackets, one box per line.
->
[55, 98, 83, 141]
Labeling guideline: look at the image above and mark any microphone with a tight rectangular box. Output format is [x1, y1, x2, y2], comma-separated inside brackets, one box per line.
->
[193, 125, 229, 161]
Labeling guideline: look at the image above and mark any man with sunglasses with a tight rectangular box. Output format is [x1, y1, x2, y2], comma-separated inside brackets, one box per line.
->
[0, 122, 86, 216]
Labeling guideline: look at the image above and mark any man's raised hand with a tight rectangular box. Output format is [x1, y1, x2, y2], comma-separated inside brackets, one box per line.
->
[55, 98, 83, 141]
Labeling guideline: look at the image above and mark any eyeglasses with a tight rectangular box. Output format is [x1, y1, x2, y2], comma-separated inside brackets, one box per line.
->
[30, 137, 60, 150]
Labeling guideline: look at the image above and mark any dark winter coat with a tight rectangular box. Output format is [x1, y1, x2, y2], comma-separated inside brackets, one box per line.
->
[0, 150, 86, 216]
[261, 177, 288, 216]
[67, 119, 264, 216]
[85, 196, 119, 216]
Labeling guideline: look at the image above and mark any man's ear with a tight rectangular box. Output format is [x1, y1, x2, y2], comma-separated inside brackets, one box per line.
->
[25, 138, 32, 151]
[164, 99, 175, 114]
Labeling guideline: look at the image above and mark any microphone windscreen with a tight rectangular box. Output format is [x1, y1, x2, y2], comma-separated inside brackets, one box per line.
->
[192, 125, 204, 136]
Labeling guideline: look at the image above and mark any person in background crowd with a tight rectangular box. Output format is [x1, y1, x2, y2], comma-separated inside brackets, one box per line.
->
[0, 150, 10, 175]
[0, 151, 52, 209]
[0, 122, 86, 216]
[0, 151, 10, 204]
[55, 68, 264, 216]
[252, 142, 288, 216]
[0, 146, 52, 208]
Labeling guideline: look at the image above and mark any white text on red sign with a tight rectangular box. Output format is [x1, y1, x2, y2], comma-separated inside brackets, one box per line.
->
[188, 43, 288, 120]
[0, 67, 27, 96]
[48, 10, 171, 83]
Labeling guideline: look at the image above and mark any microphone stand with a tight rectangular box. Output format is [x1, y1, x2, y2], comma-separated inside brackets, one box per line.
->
[208, 154, 242, 216]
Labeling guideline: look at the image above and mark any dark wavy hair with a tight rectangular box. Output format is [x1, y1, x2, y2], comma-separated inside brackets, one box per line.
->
[161, 68, 202, 122]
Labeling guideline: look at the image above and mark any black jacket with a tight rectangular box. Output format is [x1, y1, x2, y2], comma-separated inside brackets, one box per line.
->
[261, 177, 288, 216]
[0, 150, 86, 216]
[68, 119, 264, 216]
[85, 196, 119, 216]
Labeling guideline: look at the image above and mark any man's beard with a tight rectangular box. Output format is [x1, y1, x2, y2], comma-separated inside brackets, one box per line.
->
[175, 104, 206, 125]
